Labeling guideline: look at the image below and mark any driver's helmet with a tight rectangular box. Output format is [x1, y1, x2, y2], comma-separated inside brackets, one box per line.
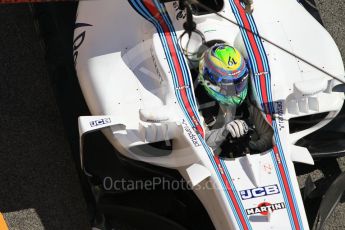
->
[198, 43, 249, 106]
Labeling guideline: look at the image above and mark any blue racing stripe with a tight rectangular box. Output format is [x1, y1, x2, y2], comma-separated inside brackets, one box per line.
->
[153, 0, 201, 122]
[198, 134, 248, 230]
[227, 0, 304, 228]
[272, 122, 304, 226]
[131, 1, 253, 229]
[131, 0, 196, 128]
[228, 1, 263, 103]
[246, 15, 275, 112]
[132, 5, 250, 226]
[220, 159, 252, 228]
[269, 149, 295, 226]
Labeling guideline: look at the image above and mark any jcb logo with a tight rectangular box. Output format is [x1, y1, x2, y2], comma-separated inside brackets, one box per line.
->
[90, 118, 111, 127]
[239, 185, 279, 200]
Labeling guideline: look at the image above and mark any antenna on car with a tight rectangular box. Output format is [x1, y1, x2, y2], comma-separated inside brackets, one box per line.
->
[177, 0, 206, 63]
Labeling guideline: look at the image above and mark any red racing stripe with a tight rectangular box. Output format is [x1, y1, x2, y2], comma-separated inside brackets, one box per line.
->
[266, 113, 273, 124]
[142, 1, 250, 228]
[232, 0, 301, 228]
[273, 146, 300, 230]
[234, 0, 269, 106]
[214, 156, 249, 230]
[143, 0, 204, 136]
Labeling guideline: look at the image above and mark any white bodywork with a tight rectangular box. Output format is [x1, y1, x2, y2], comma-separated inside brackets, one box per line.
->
[74, 0, 344, 229]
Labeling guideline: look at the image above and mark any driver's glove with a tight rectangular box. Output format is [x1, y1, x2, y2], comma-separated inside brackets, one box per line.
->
[225, 120, 249, 138]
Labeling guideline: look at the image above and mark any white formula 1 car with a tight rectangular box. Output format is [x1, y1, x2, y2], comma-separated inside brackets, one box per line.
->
[72, 0, 345, 229]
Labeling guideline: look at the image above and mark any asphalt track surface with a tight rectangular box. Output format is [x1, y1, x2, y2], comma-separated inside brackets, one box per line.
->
[0, 3, 90, 230]
[310, 1, 345, 229]
[0, 1, 344, 230]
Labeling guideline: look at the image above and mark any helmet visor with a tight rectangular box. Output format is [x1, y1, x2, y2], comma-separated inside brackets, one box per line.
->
[204, 68, 249, 95]
[219, 76, 248, 96]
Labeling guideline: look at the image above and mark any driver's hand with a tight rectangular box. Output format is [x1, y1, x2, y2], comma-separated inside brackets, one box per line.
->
[226, 120, 249, 138]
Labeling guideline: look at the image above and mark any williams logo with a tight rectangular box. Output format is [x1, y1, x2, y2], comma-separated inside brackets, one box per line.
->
[90, 118, 111, 127]
[246, 202, 286, 216]
[239, 184, 279, 200]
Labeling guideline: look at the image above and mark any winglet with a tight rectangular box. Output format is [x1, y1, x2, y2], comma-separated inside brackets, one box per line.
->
[290, 145, 314, 165]
[185, 163, 211, 188]
[78, 116, 126, 171]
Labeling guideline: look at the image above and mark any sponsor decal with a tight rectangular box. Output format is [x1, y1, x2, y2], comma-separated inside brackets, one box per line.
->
[263, 163, 273, 174]
[274, 149, 282, 164]
[90, 118, 111, 127]
[172, 1, 186, 21]
[246, 202, 286, 216]
[182, 119, 201, 147]
[275, 101, 285, 131]
[240, 184, 280, 200]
